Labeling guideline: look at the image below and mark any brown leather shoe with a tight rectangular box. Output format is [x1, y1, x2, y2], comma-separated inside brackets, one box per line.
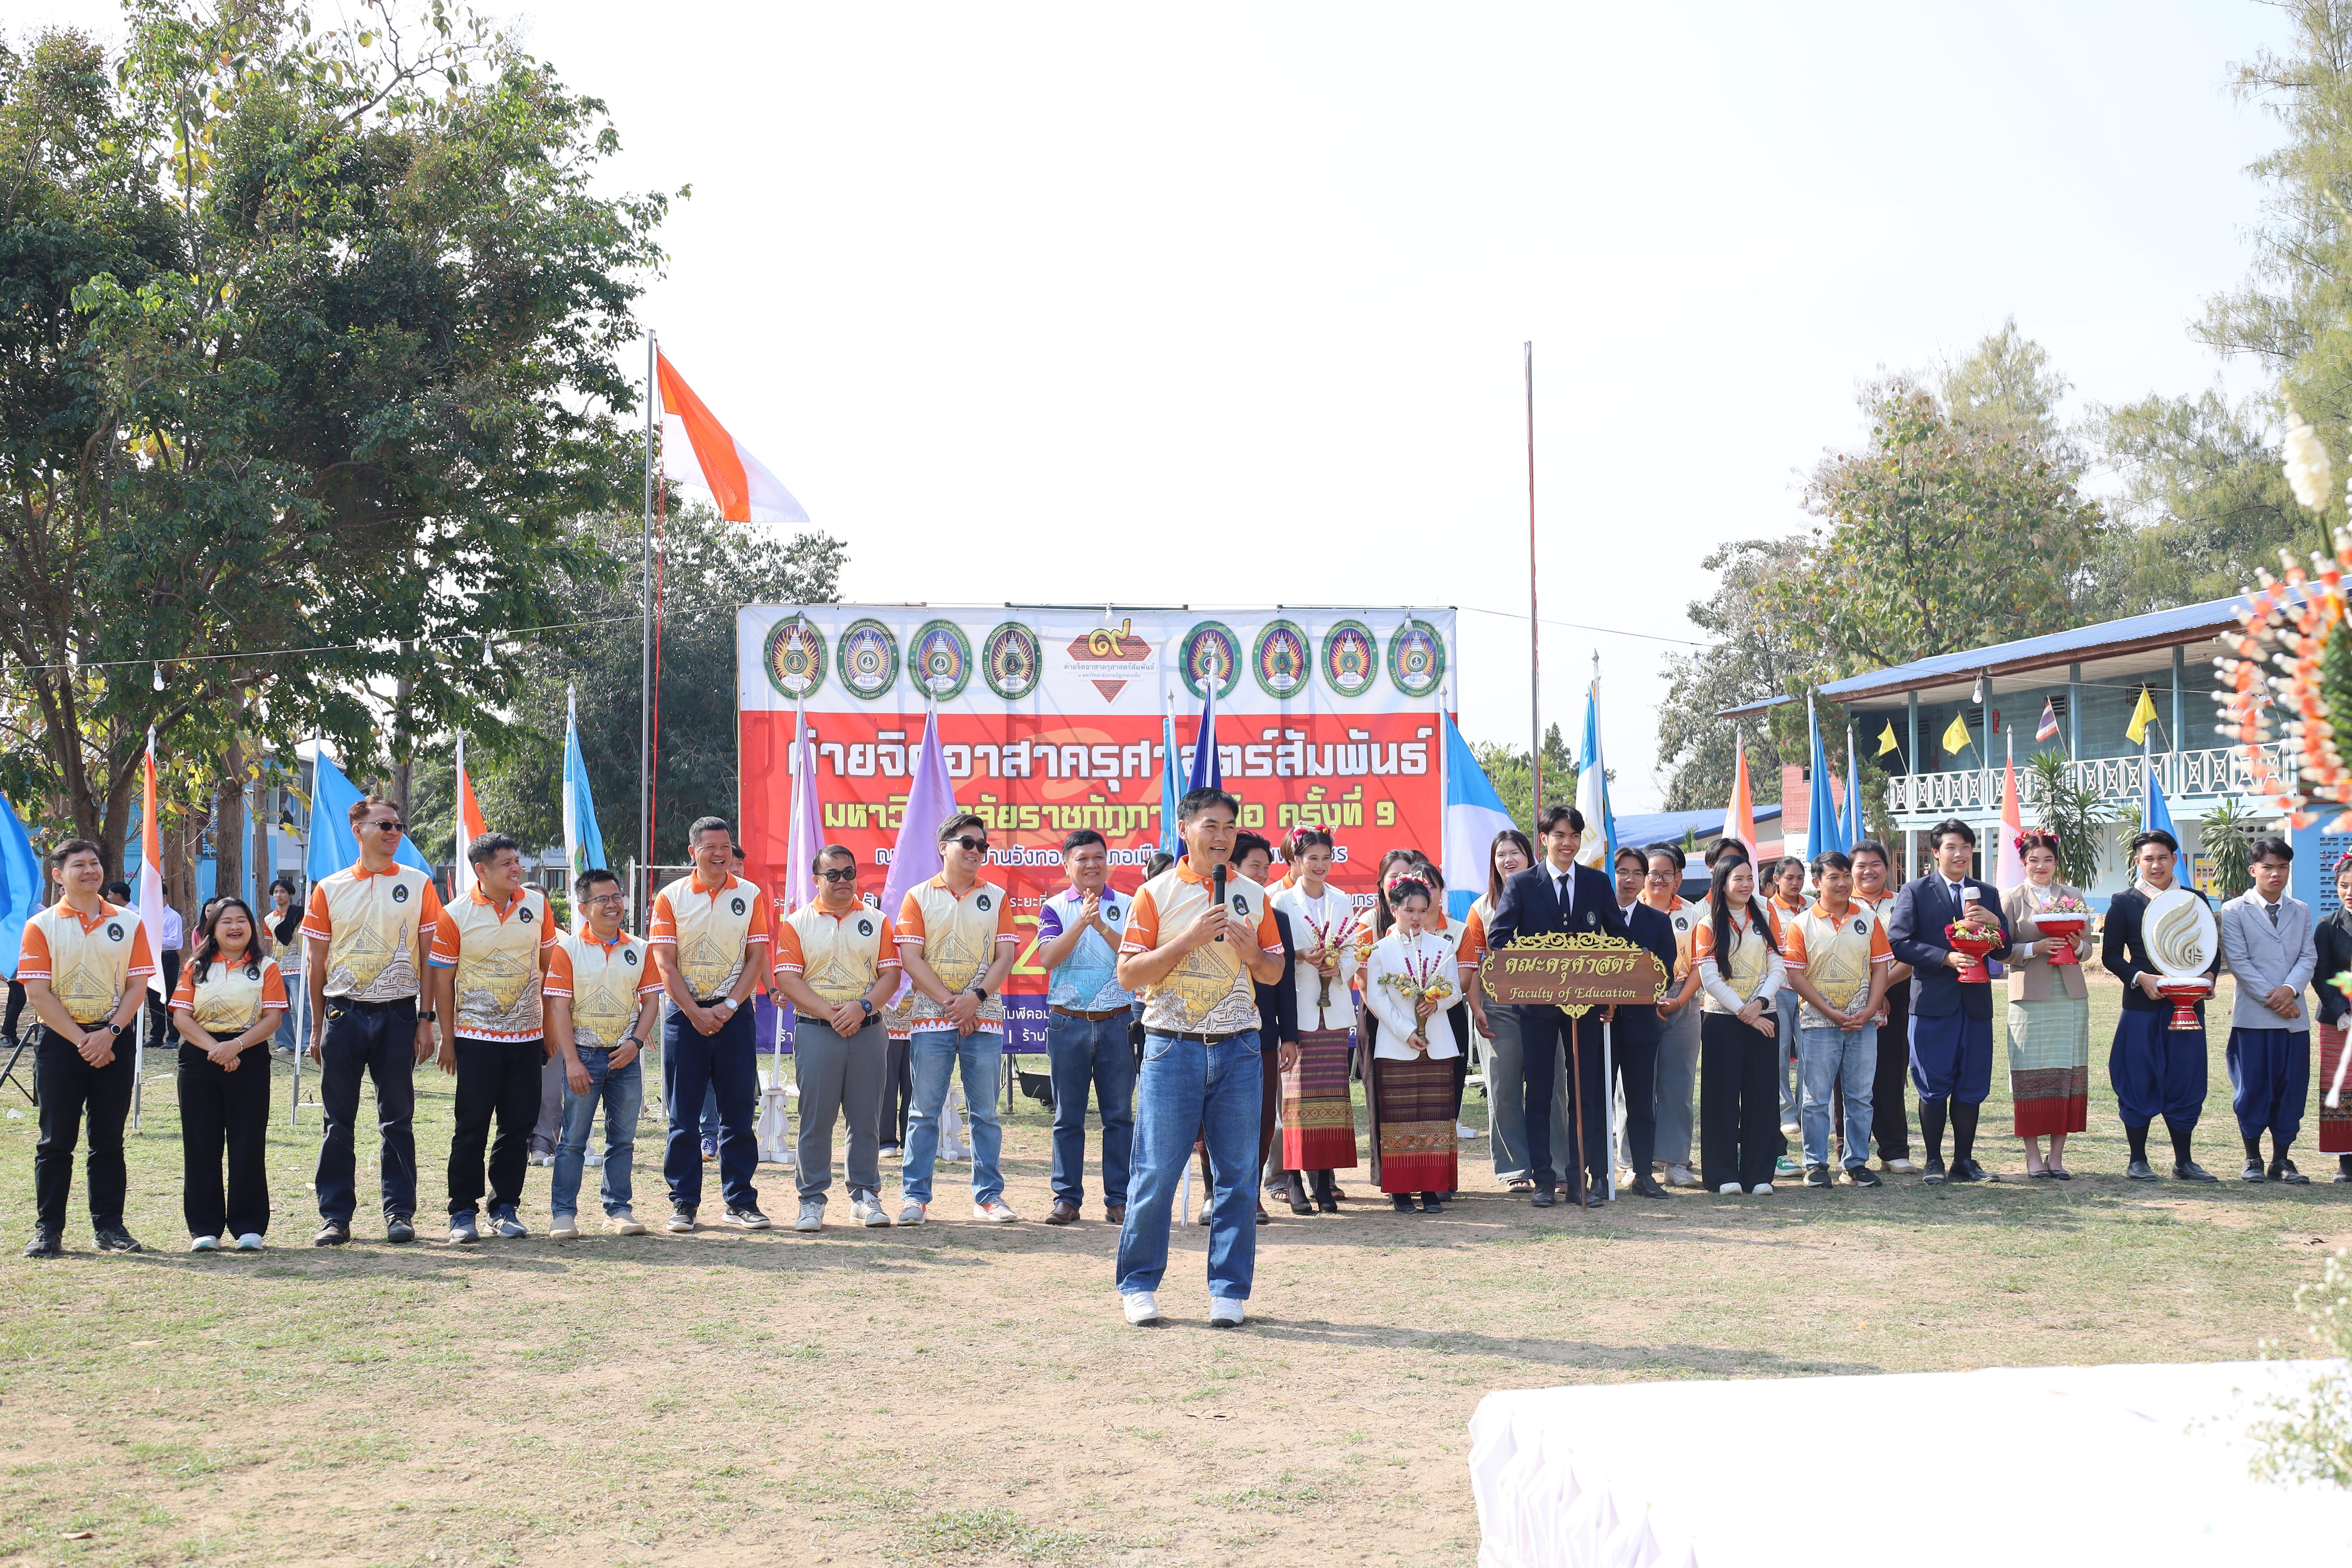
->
[1044, 1200, 1080, 1225]
[1103, 1203, 1127, 1225]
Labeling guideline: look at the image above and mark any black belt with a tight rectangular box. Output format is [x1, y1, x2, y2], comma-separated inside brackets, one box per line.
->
[1053, 1005, 1128, 1021]
[1156, 1028, 1246, 1044]
[326, 995, 413, 1015]
[694, 996, 734, 1009]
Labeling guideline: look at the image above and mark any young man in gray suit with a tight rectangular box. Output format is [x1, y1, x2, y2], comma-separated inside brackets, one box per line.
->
[2219, 836, 2317, 1184]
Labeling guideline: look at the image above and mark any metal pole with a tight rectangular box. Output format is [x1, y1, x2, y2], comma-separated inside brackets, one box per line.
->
[1602, 1018, 1615, 1201]
[132, 1000, 145, 1131]
[1565, 1012, 1585, 1210]
[640, 332, 656, 934]
[1526, 341, 1541, 817]
[288, 982, 303, 1127]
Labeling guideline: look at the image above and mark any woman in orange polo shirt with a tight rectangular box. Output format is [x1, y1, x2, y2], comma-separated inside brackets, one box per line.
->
[170, 898, 288, 1251]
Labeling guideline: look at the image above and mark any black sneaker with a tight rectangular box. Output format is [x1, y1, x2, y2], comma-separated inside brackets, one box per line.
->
[23, 1225, 62, 1258]
[93, 1225, 142, 1254]
[2126, 1159, 2159, 1181]
[2173, 1160, 2220, 1184]
[2273, 1160, 2311, 1185]
[313, 1220, 351, 1246]
[1948, 1159, 1990, 1184]
[385, 1216, 416, 1244]
[726, 1205, 772, 1230]
[2242, 1159, 2267, 1183]
[1922, 1159, 1947, 1185]
[1804, 1164, 1833, 1188]
[665, 1204, 697, 1234]
[1844, 1165, 1882, 1187]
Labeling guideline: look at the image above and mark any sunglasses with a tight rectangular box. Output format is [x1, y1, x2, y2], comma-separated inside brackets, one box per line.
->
[364, 819, 404, 834]
[948, 835, 989, 853]
[818, 867, 858, 884]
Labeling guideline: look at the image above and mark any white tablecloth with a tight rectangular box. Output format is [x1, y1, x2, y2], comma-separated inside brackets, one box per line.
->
[1468, 1361, 2352, 1567]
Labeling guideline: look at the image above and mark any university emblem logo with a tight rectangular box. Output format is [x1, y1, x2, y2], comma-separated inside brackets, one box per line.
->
[624, 950, 639, 966]
[520, 906, 534, 923]
[1386, 619, 1446, 698]
[837, 619, 901, 700]
[763, 614, 827, 700]
[1104, 902, 1118, 922]
[1064, 618, 1151, 704]
[1251, 620, 1310, 702]
[1853, 918, 1868, 935]
[858, 919, 873, 937]
[730, 898, 746, 916]
[1320, 619, 1378, 698]
[1179, 621, 1242, 701]
[983, 622, 1043, 701]
[106, 922, 122, 942]
[392, 884, 410, 904]
[912, 619, 973, 702]
[977, 893, 992, 912]
[1230, 895, 1248, 915]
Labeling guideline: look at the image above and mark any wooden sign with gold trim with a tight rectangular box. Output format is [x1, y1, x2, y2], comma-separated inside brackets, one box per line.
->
[1480, 932, 1668, 1017]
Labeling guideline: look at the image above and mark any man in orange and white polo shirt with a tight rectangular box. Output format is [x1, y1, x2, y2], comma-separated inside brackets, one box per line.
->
[16, 838, 156, 1257]
[429, 832, 559, 1243]
[544, 866, 662, 1240]
[773, 844, 902, 1233]
[302, 794, 444, 1247]
[894, 812, 1023, 1226]
[649, 815, 773, 1233]
[1112, 787, 1286, 1329]
[1781, 849, 1893, 1189]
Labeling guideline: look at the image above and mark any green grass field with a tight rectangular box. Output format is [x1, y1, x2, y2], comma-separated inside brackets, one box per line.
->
[2, 972, 2346, 1566]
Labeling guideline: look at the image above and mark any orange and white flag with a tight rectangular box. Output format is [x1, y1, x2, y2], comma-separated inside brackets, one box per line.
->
[138, 727, 166, 995]
[1724, 740, 1757, 860]
[656, 351, 809, 525]
[453, 734, 488, 902]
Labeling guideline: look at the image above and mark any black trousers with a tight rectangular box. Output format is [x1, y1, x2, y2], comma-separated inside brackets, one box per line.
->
[1608, 1036, 1660, 1180]
[178, 1043, 271, 1238]
[1700, 1011, 1782, 1191]
[448, 1035, 545, 1216]
[313, 997, 418, 1226]
[1521, 1008, 1610, 1196]
[33, 1026, 134, 1230]
[878, 1035, 914, 1146]
[1870, 979, 1913, 1162]
[150, 951, 183, 1043]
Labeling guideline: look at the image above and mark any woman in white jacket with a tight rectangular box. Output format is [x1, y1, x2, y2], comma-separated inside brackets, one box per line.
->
[1694, 857, 1788, 1195]
[1271, 828, 1360, 1213]
[1363, 872, 1465, 1213]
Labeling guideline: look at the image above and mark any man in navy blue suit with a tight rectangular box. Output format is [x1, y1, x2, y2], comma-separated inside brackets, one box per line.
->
[1885, 818, 2012, 1184]
[1606, 846, 1679, 1199]
[1487, 804, 1630, 1208]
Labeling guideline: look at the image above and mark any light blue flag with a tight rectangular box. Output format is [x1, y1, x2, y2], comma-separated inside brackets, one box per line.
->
[562, 689, 607, 874]
[1161, 710, 1183, 859]
[0, 791, 40, 977]
[1442, 714, 1514, 921]
[1807, 695, 1844, 859]
[1575, 675, 1615, 871]
[2145, 752, 2180, 879]
[307, 745, 433, 884]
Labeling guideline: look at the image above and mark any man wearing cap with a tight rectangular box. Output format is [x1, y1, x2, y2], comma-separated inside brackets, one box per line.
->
[772, 844, 902, 1232]
[649, 815, 773, 1233]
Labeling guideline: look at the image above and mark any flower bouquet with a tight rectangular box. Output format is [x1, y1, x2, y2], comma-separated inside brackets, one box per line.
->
[1945, 920, 2002, 985]
[2032, 895, 2092, 967]
[1379, 945, 1455, 1008]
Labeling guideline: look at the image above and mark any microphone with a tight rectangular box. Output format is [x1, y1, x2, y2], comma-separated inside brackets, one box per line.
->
[1213, 864, 1228, 942]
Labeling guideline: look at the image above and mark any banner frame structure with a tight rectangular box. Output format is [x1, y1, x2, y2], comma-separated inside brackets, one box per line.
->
[738, 602, 1459, 1053]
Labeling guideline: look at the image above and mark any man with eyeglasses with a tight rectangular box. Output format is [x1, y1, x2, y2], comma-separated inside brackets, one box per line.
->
[894, 812, 1023, 1225]
[648, 816, 773, 1233]
[544, 867, 662, 1239]
[301, 795, 444, 1246]
[772, 845, 902, 1231]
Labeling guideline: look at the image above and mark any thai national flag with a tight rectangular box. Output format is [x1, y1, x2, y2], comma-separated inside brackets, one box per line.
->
[1442, 714, 1516, 921]
[2035, 698, 2060, 743]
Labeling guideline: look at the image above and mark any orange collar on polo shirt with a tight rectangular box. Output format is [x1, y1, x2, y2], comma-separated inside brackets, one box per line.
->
[470, 885, 530, 919]
[683, 872, 743, 900]
[1810, 897, 1854, 921]
[925, 871, 991, 900]
[350, 861, 404, 880]
[57, 899, 115, 933]
[586, 926, 630, 951]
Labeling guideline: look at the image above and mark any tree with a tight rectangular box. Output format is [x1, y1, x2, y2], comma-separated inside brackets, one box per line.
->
[1470, 725, 1575, 837]
[1655, 538, 1811, 810]
[0, 3, 666, 870]
[408, 502, 845, 869]
[2025, 749, 2110, 891]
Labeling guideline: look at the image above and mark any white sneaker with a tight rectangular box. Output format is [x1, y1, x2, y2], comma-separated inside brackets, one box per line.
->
[795, 1200, 825, 1233]
[233, 1233, 263, 1251]
[852, 1195, 890, 1227]
[1780, 1122, 1801, 1139]
[1750, 1182, 1775, 1195]
[1718, 1181, 1743, 1194]
[1667, 1165, 1701, 1189]
[1884, 1158, 1920, 1174]
[189, 1234, 219, 1253]
[607, 1211, 648, 1236]
[549, 1216, 582, 1241]
[897, 1200, 927, 1226]
[973, 1198, 1019, 1223]
[1123, 1291, 1161, 1325]
[584, 1150, 605, 1168]
[528, 1152, 551, 1168]
[1209, 1297, 1246, 1328]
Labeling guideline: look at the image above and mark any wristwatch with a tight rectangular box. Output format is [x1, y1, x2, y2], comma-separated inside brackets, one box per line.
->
[859, 998, 876, 1018]
[417, 1010, 438, 1024]
[967, 983, 990, 1002]
[715, 997, 738, 1014]
[619, 1033, 642, 1050]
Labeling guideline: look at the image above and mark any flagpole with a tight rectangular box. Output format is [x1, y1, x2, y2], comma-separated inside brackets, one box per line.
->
[1526, 340, 1542, 819]
[639, 331, 656, 934]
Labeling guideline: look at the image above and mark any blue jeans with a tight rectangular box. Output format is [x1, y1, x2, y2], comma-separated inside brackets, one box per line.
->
[553, 1047, 642, 1217]
[1047, 1011, 1137, 1207]
[1799, 1024, 1875, 1170]
[1116, 1029, 1263, 1302]
[900, 1029, 1004, 1207]
[663, 1003, 759, 1212]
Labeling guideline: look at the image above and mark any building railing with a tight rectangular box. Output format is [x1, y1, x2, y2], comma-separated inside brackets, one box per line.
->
[1886, 743, 2289, 817]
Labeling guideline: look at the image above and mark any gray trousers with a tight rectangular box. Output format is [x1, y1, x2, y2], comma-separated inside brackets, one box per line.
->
[796, 1016, 886, 1202]
[1651, 1001, 1702, 1168]
[1484, 1006, 1571, 1184]
[531, 1049, 565, 1155]
[1775, 988, 1802, 1127]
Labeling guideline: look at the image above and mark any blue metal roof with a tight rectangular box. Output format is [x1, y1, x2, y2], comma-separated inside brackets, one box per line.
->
[1614, 803, 1784, 847]
[1813, 588, 2299, 705]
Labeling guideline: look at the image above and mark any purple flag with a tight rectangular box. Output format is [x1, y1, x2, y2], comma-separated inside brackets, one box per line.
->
[878, 711, 959, 927]
[783, 714, 824, 916]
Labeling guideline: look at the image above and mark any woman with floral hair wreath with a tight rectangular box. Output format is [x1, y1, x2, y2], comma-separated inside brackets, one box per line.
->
[1270, 828, 1359, 1212]
[2311, 850, 2352, 1181]
[1361, 870, 1463, 1210]
[2001, 829, 2094, 1177]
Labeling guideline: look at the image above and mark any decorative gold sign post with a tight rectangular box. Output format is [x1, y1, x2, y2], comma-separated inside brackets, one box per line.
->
[1479, 934, 1669, 1205]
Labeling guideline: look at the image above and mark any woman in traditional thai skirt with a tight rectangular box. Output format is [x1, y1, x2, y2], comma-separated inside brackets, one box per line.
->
[1694, 857, 1787, 1194]
[1363, 872, 1463, 1211]
[2312, 851, 2352, 1181]
[1271, 829, 1359, 1213]
[2001, 831, 2093, 1178]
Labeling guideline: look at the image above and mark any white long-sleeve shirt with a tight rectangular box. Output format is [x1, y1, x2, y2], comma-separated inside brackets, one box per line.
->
[1694, 905, 1787, 1016]
[1364, 928, 1464, 1061]
[1271, 882, 1360, 1032]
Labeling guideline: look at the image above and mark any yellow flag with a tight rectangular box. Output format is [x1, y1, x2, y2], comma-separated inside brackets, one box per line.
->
[1941, 712, 1973, 754]
[1876, 720, 1899, 756]
[2125, 686, 2158, 745]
